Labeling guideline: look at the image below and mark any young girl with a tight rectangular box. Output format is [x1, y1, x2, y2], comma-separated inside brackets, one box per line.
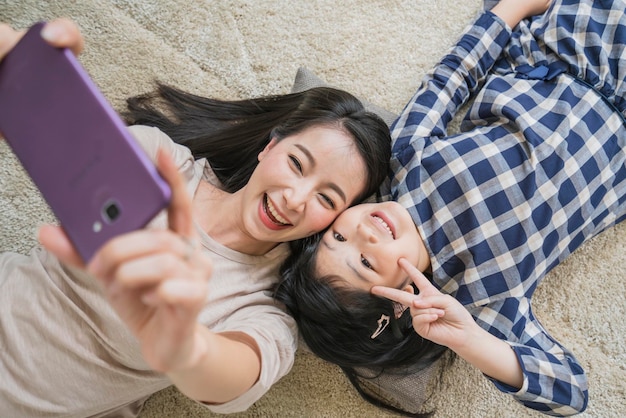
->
[276, 0, 623, 415]
[0, 21, 392, 417]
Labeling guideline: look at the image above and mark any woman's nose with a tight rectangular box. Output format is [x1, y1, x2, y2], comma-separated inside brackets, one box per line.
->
[284, 187, 308, 212]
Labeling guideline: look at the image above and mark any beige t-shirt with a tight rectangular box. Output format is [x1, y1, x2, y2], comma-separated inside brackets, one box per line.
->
[0, 125, 297, 417]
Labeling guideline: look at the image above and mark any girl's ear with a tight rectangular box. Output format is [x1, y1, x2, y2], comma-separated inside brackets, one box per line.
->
[402, 282, 415, 295]
[393, 282, 415, 319]
[258, 138, 278, 161]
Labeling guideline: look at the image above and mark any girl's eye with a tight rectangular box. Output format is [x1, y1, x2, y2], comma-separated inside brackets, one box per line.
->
[289, 155, 302, 173]
[319, 194, 336, 210]
[361, 255, 374, 270]
[333, 232, 346, 242]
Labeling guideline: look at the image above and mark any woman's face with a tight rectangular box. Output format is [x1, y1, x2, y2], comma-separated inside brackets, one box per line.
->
[242, 125, 368, 243]
[315, 201, 425, 292]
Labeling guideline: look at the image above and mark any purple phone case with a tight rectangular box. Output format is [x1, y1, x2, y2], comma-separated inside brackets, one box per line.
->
[0, 22, 171, 261]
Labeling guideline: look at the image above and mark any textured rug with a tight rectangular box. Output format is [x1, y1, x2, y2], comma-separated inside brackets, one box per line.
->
[1, 1, 624, 417]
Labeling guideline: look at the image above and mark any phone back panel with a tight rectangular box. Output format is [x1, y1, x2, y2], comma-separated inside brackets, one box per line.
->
[0, 22, 171, 261]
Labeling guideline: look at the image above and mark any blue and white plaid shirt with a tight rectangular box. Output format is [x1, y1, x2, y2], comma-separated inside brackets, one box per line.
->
[384, 1, 626, 415]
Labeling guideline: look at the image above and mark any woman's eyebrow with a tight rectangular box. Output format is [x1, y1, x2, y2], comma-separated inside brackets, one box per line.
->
[295, 144, 347, 203]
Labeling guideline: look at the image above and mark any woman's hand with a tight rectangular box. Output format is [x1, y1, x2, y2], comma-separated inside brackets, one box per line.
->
[371, 258, 477, 349]
[0, 19, 84, 140]
[40, 150, 214, 374]
[0, 18, 84, 61]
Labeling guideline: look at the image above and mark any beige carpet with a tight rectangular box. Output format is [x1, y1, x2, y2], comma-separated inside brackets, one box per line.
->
[1, 1, 624, 417]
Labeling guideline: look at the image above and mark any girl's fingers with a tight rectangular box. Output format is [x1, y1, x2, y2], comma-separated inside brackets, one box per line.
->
[412, 313, 441, 326]
[398, 258, 435, 294]
[412, 294, 450, 310]
[412, 308, 445, 317]
[371, 285, 415, 306]
[372, 259, 435, 307]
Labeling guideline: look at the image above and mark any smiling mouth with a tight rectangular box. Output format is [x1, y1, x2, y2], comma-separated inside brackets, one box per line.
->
[372, 215, 395, 239]
[264, 194, 291, 226]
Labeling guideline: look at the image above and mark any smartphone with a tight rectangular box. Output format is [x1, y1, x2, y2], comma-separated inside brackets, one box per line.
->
[0, 22, 171, 261]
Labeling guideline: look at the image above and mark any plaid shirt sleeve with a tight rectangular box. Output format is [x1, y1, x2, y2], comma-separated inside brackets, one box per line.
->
[390, 11, 512, 151]
[469, 298, 588, 415]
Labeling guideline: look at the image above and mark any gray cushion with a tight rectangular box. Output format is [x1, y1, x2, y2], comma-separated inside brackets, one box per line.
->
[291, 67, 398, 127]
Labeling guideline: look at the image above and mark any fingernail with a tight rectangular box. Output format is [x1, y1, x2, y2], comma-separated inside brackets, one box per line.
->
[41, 24, 61, 42]
[141, 290, 159, 306]
[163, 280, 195, 297]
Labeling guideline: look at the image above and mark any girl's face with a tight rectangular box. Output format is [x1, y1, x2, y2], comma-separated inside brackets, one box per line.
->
[315, 201, 426, 291]
[242, 125, 368, 243]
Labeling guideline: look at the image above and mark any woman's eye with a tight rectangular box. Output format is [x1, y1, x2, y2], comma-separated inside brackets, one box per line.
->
[289, 155, 302, 173]
[361, 255, 373, 270]
[320, 194, 336, 210]
[333, 232, 346, 242]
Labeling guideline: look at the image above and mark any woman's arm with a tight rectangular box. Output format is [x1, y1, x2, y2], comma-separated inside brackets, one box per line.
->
[1, 19, 275, 407]
[39, 150, 262, 405]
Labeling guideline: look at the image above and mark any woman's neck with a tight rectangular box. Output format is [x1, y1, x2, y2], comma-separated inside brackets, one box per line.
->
[192, 180, 278, 256]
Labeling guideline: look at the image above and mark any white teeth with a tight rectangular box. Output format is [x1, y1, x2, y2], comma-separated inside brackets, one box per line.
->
[373, 216, 394, 238]
[267, 197, 289, 225]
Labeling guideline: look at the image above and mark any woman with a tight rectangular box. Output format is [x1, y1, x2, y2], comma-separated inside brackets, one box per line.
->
[0, 20, 391, 417]
[276, 0, 622, 415]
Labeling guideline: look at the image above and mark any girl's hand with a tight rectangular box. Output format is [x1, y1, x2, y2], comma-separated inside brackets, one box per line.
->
[40, 150, 214, 374]
[491, 0, 552, 28]
[371, 258, 476, 349]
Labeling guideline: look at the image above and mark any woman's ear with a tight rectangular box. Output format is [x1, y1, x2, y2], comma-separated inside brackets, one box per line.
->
[258, 138, 278, 161]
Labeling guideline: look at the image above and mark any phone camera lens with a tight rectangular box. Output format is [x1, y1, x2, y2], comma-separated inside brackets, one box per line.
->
[103, 201, 121, 222]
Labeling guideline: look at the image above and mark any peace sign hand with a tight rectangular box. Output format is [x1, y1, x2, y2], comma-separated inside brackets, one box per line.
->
[371, 258, 476, 349]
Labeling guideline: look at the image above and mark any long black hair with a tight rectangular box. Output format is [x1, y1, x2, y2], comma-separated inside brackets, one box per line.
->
[275, 234, 448, 416]
[123, 83, 391, 201]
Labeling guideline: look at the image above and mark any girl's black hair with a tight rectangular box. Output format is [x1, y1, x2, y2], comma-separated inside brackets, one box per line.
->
[275, 234, 448, 417]
[124, 83, 391, 201]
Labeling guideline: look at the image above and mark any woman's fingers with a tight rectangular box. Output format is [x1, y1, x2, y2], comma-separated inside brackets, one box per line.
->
[88, 229, 200, 279]
[142, 279, 209, 308]
[114, 249, 212, 289]
[40, 18, 84, 55]
[155, 149, 195, 239]
[38, 224, 86, 268]
[0, 18, 84, 63]
[0, 23, 24, 61]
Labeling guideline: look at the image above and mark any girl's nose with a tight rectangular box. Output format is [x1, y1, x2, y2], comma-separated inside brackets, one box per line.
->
[357, 223, 379, 244]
